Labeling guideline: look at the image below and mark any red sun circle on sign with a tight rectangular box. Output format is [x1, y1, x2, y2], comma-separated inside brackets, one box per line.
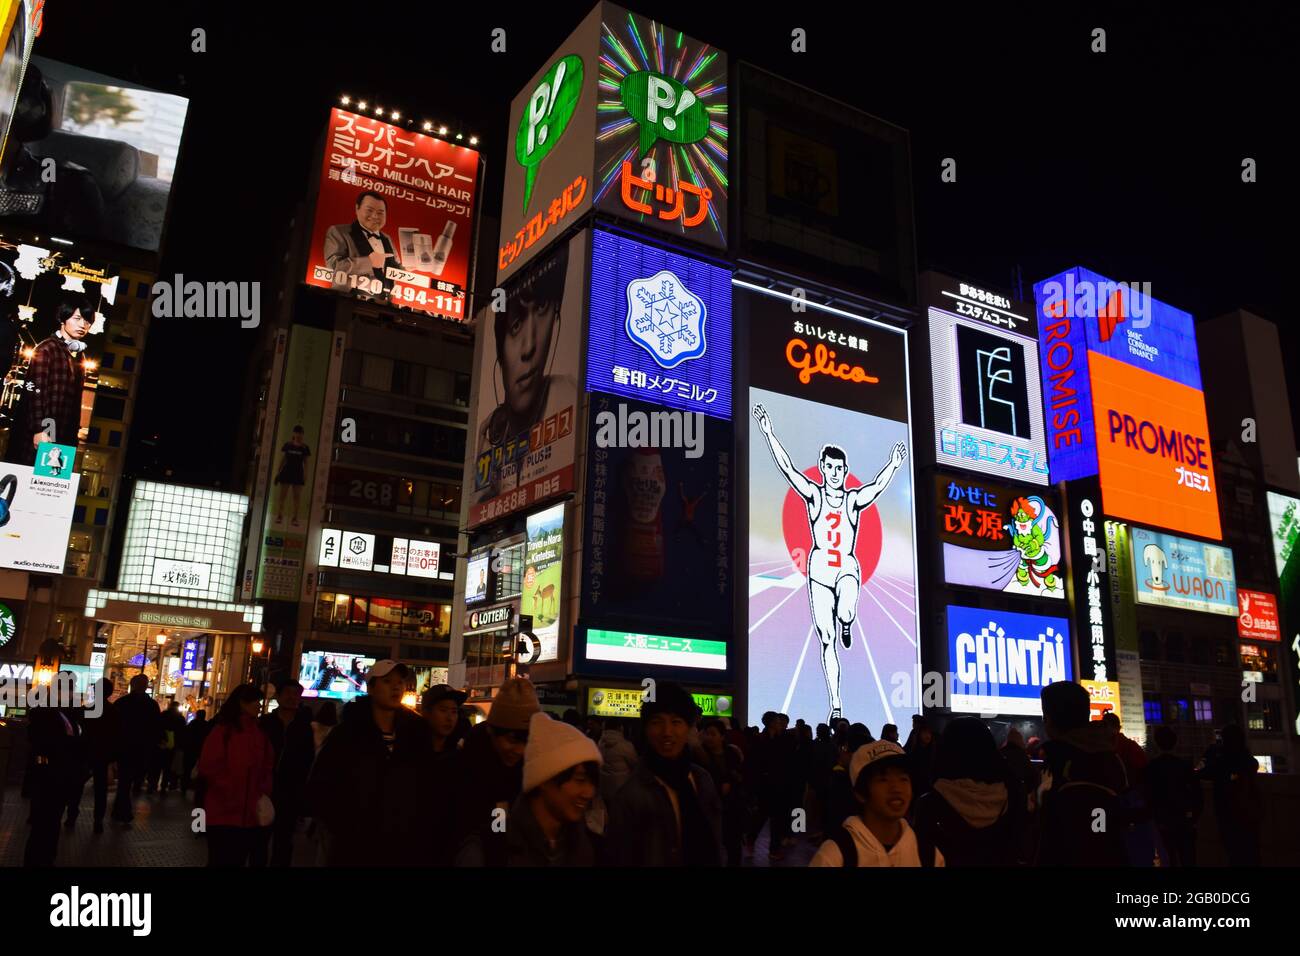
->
[781, 466, 883, 582]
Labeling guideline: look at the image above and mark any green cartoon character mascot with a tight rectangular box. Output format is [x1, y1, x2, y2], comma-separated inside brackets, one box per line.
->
[1008, 496, 1060, 593]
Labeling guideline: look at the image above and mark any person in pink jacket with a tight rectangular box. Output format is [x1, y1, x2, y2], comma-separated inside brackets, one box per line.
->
[197, 684, 275, 867]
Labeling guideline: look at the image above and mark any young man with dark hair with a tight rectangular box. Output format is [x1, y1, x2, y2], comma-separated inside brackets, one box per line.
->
[463, 711, 603, 867]
[259, 677, 315, 866]
[809, 740, 943, 867]
[420, 683, 467, 761]
[605, 681, 723, 867]
[10, 296, 94, 466]
[1035, 680, 1129, 865]
[307, 660, 437, 866]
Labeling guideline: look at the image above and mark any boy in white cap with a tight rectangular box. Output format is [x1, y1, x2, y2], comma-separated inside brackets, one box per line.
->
[809, 739, 944, 867]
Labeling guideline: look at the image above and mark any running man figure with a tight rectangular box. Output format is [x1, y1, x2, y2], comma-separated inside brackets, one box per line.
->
[752, 403, 907, 724]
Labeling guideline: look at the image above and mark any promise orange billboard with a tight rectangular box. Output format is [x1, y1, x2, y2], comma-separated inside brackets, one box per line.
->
[1088, 352, 1220, 539]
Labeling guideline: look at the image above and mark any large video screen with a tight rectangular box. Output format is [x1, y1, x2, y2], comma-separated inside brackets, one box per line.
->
[299, 650, 375, 701]
[744, 283, 920, 729]
[4, 57, 189, 251]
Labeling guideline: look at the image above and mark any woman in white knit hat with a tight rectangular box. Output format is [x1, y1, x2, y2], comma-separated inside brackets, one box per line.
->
[462, 711, 603, 866]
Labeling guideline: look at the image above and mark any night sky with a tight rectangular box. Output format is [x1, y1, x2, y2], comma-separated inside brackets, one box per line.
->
[30, 2, 1298, 487]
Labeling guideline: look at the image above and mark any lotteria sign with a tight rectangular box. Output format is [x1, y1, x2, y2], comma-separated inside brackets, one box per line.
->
[1131, 526, 1237, 616]
[1034, 267, 1219, 540]
[586, 229, 732, 418]
[947, 605, 1073, 716]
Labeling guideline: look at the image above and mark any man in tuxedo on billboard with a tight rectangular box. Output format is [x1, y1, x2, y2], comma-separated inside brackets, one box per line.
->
[323, 189, 397, 296]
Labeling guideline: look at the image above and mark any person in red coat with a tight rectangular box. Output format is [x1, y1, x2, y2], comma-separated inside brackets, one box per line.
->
[12, 297, 94, 466]
[197, 684, 275, 867]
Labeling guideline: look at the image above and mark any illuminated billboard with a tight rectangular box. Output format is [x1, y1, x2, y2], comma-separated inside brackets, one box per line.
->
[1237, 589, 1280, 643]
[927, 279, 1048, 483]
[580, 626, 726, 671]
[497, 5, 728, 283]
[744, 282, 919, 729]
[0, 0, 40, 162]
[304, 107, 479, 322]
[0, 448, 78, 574]
[947, 605, 1073, 716]
[9, 57, 189, 252]
[592, 4, 728, 250]
[583, 391, 732, 632]
[468, 231, 583, 529]
[586, 228, 732, 418]
[586, 686, 733, 718]
[1131, 526, 1237, 616]
[1268, 491, 1299, 580]
[520, 502, 564, 664]
[1081, 679, 1122, 721]
[299, 650, 374, 701]
[255, 326, 334, 600]
[935, 473, 1064, 600]
[1034, 267, 1219, 539]
[118, 482, 248, 601]
[497, 6, 601, 283]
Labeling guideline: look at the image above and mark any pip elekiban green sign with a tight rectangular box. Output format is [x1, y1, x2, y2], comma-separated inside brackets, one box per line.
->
[516, 54, 584, 214]
[619, 71, 711, 158]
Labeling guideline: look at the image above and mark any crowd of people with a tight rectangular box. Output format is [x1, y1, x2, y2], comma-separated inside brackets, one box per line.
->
[19, 666, 1267, 868]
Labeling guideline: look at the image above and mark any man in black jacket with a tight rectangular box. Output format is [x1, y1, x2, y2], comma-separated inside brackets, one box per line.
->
[445, 677, 540, 866]
[605, 682, 723, 867]
[259, 677, 317, 866]
[306, 661, 435, 866]
[23, 674, 85, 866]
[111, 674, 161, 826]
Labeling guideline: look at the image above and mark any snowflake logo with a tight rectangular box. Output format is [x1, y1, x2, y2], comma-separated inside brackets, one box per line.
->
[624, 269, 707, 369]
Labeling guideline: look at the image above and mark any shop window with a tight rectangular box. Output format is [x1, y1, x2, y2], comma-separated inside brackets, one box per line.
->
[1246, 701, 1281, 732]
[123, 355, 137, 373]
[1169, 698, 1190, 722]
[135, 280, 149, 299]
[101, 352, 116, 369]
[1193, 699, 1213, 723]
[108, 431, 122, 447]
[87, 426, 101, 445]
[454, 373, 471, 407]
[93, 508, 108, 526]
[73, 505, 86, 524]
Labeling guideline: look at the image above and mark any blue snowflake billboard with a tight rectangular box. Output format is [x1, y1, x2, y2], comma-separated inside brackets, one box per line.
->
[586, 228, 732, 419]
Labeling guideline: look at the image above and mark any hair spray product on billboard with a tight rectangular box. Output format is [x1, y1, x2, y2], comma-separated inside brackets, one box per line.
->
[430, 221, 456, 276]
[621, 448, 666, 581]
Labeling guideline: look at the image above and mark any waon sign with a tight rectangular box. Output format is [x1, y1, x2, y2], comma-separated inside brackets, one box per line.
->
[305, 107, 481, 322]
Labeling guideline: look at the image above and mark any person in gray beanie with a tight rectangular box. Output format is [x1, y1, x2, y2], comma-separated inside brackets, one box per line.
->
[604, 681, 723, 866]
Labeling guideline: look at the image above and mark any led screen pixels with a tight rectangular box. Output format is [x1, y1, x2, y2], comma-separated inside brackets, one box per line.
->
[935, 473, 1065, 600]
[744, 284, 919, 730]
[946, 604, 1073, 716]
[928, 307, 1049, 485]
[304, 107, 480, 321]
[118, 482, 248, 602]
[1130, 525, 1237, 616]
[299, 650, 374, 701]
[1089, 353, 1220, 540]
[586, 229, 732, 418]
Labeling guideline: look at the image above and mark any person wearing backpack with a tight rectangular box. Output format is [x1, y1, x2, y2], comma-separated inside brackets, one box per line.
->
[1198, 724, 1261, 866]
[912, 717, 1027, 866]
[1034, 681, 1129, 866]
[808, 740, 944, 867]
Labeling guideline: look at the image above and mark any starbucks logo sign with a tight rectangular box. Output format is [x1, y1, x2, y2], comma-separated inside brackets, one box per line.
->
[0, 603, 15, 648]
